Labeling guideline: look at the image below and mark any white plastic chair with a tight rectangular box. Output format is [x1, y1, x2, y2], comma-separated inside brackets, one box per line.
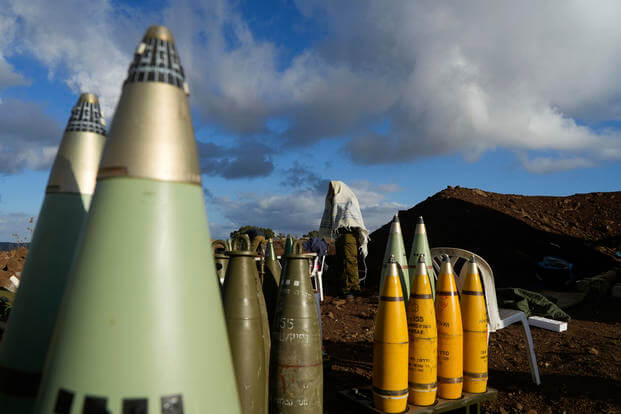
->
[430, 247, 541, 385]
[310, 255, 326, 301]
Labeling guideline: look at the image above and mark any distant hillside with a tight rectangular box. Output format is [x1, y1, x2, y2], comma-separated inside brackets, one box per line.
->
[367, 187, 621, 288]
[0, 243, 29, 252]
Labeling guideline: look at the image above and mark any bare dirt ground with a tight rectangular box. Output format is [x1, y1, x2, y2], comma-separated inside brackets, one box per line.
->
[320, 289, 621, 414]
[321, 187, 621, 413]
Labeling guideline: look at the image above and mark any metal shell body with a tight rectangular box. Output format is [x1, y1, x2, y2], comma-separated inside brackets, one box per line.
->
[407, 256, 437, 406]
[223, 236, 270, 414]
[262, 238, 281, 325]
[380, 215, 410, 300]
[270, 242, 323, 413]
[373, 259, 409, 413]
[408, 217, 436, 299]
[0, 93, 105, 413]
[33, 26, 241, 414]
[436, 259, 463, 399]
[461, 259, 488, 393]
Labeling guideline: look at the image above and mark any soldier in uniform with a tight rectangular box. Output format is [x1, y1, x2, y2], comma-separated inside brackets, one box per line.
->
[319, 181, 369, 300]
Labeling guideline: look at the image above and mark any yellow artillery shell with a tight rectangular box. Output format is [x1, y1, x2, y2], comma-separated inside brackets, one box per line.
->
[462, 256, 488, 393]
[373, 255, 409, 413]
[407, 254, 437, 406]
[436, 255, 463, 400]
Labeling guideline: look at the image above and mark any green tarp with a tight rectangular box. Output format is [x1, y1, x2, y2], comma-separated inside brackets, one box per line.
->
[497, 288, 571, 322]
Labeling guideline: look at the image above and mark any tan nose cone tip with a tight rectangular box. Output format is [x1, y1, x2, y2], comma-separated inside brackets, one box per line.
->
[78, 92, 99, 104]
[98, 26, 201, 184]
[144, 25, 175, 43]
[46, 93, 107, 195]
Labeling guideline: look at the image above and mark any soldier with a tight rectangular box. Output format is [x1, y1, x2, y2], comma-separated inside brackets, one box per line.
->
[319, 180, 369, 300]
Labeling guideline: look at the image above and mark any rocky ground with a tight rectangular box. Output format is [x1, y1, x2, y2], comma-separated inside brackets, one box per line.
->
[320, 187, 621, 413]
[320, 289, 621, 414]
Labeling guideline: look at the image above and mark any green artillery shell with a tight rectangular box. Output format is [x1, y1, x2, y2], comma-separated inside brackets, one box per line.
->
[380, 214, 410, 300]
[33, 26, 241, 414]
[223, 235, 270, 414]
[408, 216, 436, 299]
[0, 93, 105, 413]
[270, 241, 323, 413]
[262, 238, 281, 325]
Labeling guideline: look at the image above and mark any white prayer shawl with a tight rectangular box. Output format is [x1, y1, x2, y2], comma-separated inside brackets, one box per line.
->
[319, 180, 370, 257]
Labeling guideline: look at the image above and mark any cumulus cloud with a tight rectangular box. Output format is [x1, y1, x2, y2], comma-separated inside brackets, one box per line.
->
[0, 13, 29, 90]
[280, 161, 331, 193]
[4, 0, 621, 175]
[5, 0, 151, 116]
[198, 140, 274, 179]
[0, 99, 61, 173]
[207, 177, 405, 237]
[171, 0, 621, 171]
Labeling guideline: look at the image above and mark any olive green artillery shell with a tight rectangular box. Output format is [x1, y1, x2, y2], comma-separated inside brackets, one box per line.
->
[33, 179, 241, 414]
[270, 242, 323, 413]
[0, 193, 90, 413]
[408, 218, 436, 299]
[380, 215, 410, 300]
[263, 239, 281, 325]
[223, 237, 270, 414]
[0, 93, 105, 413]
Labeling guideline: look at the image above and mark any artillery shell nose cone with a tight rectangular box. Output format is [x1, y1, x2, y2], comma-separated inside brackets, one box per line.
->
[46, 93, 107, 195]
[393, 214, 400, 223]
[417, 216, 424, 224]
[418, 253, 426, 263]
[469, 255, 476, 263]
[389, 254, 397, 263]
[143, 25, 175, 43]
[442, 254, 450, 263]
[98, 25, 200, 184]
[65, 93, 106, 136]
[78, 92, 99, 105]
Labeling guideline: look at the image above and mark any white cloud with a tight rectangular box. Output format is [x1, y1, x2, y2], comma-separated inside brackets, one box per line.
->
[206, 180, 405, 238]
[5, 0, 150, 116]
[0, 99, 61, 173]
[3, 0, 621, 175]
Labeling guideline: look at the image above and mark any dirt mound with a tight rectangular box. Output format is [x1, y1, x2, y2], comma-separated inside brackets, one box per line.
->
[366, 187, 621, 288]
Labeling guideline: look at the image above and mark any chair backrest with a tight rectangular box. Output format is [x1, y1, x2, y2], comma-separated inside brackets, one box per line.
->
[429, 247, 501, 332]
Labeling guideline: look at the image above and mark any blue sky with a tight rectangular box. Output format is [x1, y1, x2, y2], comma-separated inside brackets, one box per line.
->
[1, 0, 620, 241]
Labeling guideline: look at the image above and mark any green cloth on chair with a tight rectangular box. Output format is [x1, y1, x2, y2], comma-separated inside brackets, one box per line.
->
[496, 288, 571, 322]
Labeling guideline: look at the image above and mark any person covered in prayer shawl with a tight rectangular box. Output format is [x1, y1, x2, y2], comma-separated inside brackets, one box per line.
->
[319, 180, 369, 300]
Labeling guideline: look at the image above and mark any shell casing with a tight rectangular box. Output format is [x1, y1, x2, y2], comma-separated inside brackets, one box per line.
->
[0, 93, 105, 413]
[223, 244, 270, 414]
[408, 217, 436, 300]
[380, 215, 410, 301]
[407, 259, 437, 406]
[436, 260, 463, 400]
[270, 244, 323, 413]
[461, 260, 488, 393]
[373, 260, 409, 413]
[263, 238, 282, 326]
